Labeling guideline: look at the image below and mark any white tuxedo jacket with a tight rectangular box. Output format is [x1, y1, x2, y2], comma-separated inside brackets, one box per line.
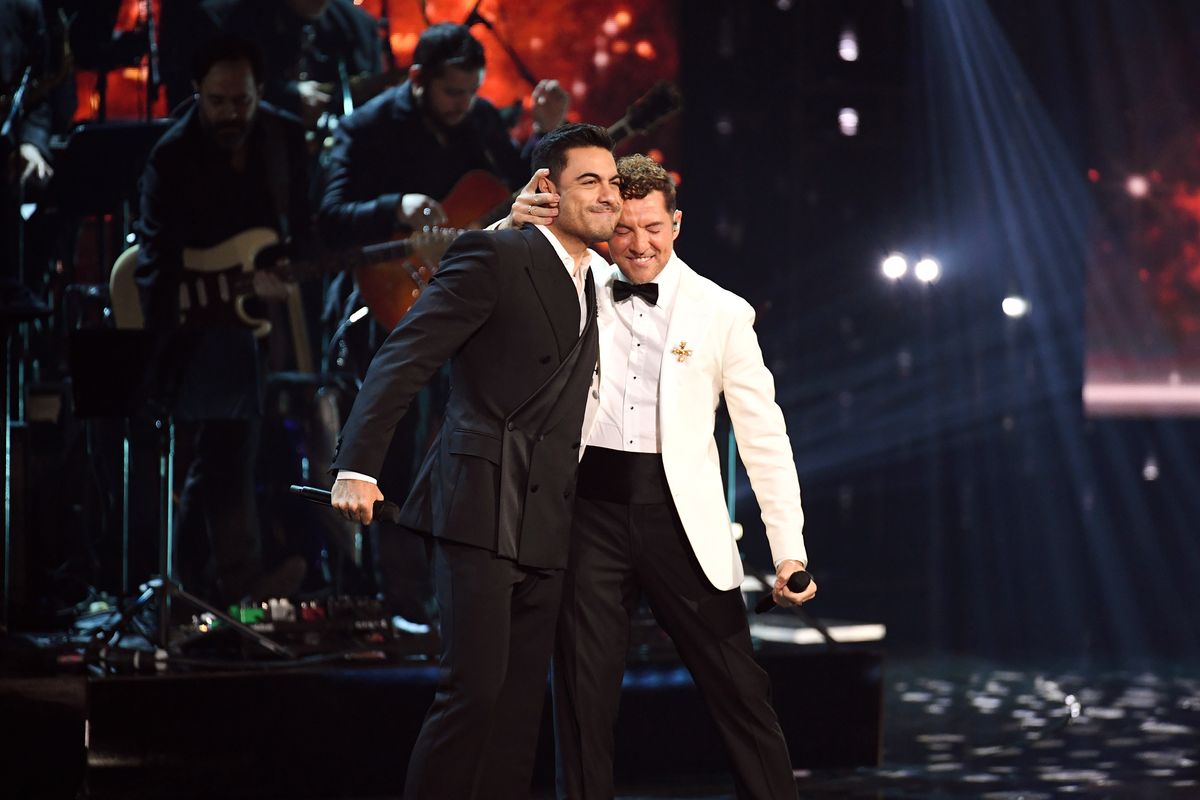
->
[581, 256, 807, 591]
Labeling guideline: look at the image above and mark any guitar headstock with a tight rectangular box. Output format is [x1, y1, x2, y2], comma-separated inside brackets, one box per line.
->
[614, 81, 683, 143]
[408, 226, 465, 265]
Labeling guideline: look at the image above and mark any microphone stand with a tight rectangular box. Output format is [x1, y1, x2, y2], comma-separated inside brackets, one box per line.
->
[378, 0, 397, 71]
[142, 0, 161, 120]
[462, 1, 539, 88]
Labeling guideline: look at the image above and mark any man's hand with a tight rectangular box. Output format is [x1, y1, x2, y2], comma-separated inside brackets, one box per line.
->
[530, 79, 569, 133]
[502, 168, 559, 230]
[772, 559, 817, 608]
[251, 270, 293, 302]
[18, 143, 52, 187]
[297, 80, 332, 128]
[398, 193, 449, 229]
[331, 477, 385, 525]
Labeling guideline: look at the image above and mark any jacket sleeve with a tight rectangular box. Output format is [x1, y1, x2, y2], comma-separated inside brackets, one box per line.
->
[317, 116, 403, 247]
[720, 298, 808, 569]
[332, 230, 501, 477]
[133, 144, 184, 333]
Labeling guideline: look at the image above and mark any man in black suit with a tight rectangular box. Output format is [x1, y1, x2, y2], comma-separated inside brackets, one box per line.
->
[331, 122, 622, 800]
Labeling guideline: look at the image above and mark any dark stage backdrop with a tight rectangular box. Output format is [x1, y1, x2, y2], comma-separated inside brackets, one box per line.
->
[679, 0, 1200, 661]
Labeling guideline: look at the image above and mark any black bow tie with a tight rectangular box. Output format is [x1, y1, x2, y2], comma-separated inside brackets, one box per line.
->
[612, 280, 659, 306]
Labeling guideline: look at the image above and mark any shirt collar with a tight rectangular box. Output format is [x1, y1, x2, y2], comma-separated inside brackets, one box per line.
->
[613, 251, 682, 311]
[533, 223, 595, 281]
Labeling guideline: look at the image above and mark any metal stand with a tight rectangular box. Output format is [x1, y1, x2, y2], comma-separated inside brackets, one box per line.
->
[90, 413, 295, 660]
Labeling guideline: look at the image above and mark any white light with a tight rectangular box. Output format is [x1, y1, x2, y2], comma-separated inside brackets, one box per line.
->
[914, 257, 940, 283]
[1002, 295, 1029, 317]
[838, 29, 859, 61]
[838, 107, 859, 136]
[1125, 174, 1150, 198]
[1142, 456, 1159, 481]
[881, 254, 908, 280]
[348, 306, 370, 324]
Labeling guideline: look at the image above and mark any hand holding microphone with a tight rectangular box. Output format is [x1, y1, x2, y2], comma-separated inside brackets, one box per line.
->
[754, 567, 816, 614]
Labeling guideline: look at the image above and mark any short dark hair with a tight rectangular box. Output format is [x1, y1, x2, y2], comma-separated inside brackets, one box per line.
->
[530, 123, 615, 182]
[191, 34, 264, 85]
[412, 23, 485, 79]
[617, 154, 677, 213]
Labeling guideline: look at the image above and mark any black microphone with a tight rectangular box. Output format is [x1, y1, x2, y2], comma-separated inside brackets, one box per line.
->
[753, 570, 812, 614]
[289, 485, 401, 524]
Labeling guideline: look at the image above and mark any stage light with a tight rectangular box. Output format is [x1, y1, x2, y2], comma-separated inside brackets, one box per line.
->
[839, 28, 859, 62]
[1002, 295, 1029, 317]
[914, 257, 940, 283]
[1125, 174, 1149, 198]
[1142, 456, 1159, 481]
[839, 107, 859, 136]
[881, 253, 908, 280]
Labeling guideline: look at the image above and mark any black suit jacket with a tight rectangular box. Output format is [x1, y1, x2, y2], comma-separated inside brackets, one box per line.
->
[332, 226, 598, 569]
[317, 81, 533, 247]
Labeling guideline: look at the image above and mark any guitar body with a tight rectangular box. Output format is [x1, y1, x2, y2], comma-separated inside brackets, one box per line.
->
[107, 227, 280, 337]
[354, 169, 512, 331]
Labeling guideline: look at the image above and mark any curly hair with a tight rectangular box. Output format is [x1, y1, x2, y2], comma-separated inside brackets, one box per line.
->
[617, 154, 676, 212]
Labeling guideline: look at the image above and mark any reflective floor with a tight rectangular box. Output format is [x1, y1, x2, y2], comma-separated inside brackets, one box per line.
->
[590, 657, 1200, 799]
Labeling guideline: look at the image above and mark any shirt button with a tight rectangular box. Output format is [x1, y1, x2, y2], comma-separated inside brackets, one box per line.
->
[530, 484, 540, 493]
[507, 422, 515, 431]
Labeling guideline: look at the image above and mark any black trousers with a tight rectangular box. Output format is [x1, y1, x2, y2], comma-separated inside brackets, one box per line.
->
[175, 418, 262, 605]
[403, 538, 564, 800]
[553, 449, 797, 800]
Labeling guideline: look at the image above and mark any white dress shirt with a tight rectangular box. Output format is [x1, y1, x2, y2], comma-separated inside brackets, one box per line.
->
[587, 255, 682, 454]
[339, 226, 596, 486]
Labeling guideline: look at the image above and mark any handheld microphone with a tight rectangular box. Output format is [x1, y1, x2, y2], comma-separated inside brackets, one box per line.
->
[753, 570, 812, 614]
[289, 485, 401, 524]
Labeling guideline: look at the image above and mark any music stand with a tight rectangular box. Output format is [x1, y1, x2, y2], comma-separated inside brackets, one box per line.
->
[68, 328, 293, 660]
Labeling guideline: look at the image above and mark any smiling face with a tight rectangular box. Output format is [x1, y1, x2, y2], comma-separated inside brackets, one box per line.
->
[609, 190, 682, 284]
[546, 146, 623, 248]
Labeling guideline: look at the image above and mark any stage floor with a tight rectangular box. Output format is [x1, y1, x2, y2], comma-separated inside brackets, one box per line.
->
[2, 641, 1197, 799]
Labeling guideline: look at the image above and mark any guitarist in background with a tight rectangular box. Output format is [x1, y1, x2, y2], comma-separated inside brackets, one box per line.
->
[135, 35, 309, 607]
[316, 22, 569, 630]
[164, 0, 382, 130]
[1, 0, 54, 313]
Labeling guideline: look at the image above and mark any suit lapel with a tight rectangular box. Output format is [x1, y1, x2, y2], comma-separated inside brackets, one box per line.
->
[521, 227, 579, 359]
[659, 262, 714, 450]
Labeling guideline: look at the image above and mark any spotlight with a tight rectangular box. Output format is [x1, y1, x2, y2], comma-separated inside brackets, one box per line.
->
[881, 254, 908, 280]
[1125, 174, 1149, 198]
[838, 28, 859, 61]
[914, 257, 940, 283]
[839, 107, 859, 136]
[1002, 295, 1029, 317]
[1142, 455, 1159, 481]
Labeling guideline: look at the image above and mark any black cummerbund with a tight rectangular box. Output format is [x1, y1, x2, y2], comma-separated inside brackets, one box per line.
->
[576, 446, 671, 505]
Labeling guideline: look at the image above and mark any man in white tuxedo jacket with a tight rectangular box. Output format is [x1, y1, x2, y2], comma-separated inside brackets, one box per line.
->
[503, 154, 817, 799]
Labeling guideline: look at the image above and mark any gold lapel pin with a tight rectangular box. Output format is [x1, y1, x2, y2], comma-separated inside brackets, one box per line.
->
[671, 341, 693, 363]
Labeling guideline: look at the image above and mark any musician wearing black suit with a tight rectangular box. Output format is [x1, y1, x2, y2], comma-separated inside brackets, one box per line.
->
[330, 123, 621, 800]
[135, 36, 310, 605]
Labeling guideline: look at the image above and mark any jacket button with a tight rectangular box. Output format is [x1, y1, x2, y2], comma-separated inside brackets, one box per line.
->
[562, 489, 571, 499]
[539, 355, 552, 364]
[507, 422, 514, 431]
[530, 484, 540, 493]
[538, 434, 545, 442]
[570, 441, 580, 449]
